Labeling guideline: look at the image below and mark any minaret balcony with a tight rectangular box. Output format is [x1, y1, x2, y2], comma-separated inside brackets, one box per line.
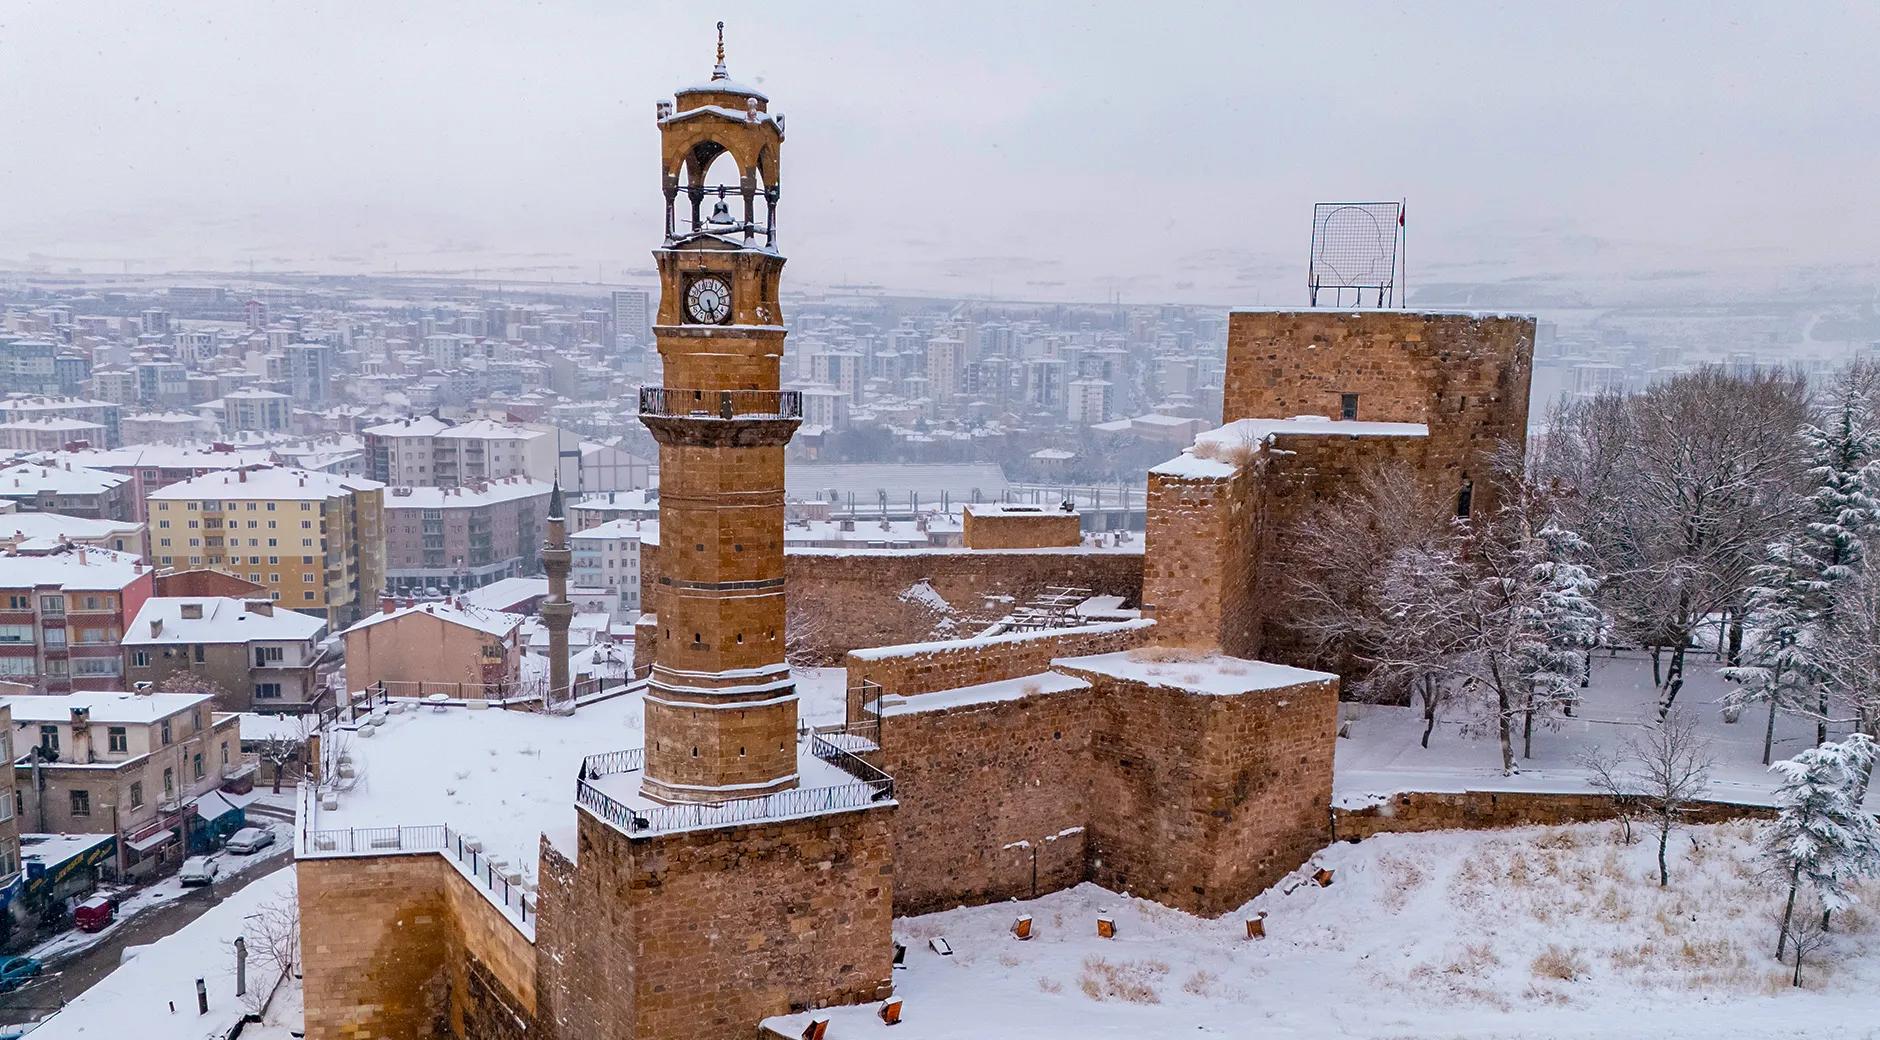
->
[639, 387, 802, 420]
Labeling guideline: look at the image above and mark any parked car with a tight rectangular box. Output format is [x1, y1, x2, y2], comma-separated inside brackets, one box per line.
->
[223, 826, 276, 855]
[73, 895, 117, 933]
[179, 856, 218, 887]
[0, 956, 42, 993]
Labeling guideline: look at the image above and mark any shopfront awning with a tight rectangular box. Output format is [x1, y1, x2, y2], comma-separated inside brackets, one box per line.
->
[127, 829, 176, 854]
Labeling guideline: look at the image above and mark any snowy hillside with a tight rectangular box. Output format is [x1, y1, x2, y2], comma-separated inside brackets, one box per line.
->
[769, 821, 1880, 1039]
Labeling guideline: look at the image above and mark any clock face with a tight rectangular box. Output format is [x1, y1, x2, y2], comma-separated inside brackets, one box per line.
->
[685, 277, 732, 324]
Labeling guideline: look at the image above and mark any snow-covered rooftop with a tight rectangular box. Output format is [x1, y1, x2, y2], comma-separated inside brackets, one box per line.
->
[3, 690, 212, 724]
[0, 545, 147, 590]
[341, 601, 523, 639]
[148, 465, 384, 500]
[0, 511, 141, 542]
[383, 478, 553, 509]
[882, 670, 1091, 716]
[1151, 416, 1429, 480]
[0, 461, 130, 495]
[123, 597, 326, 646]
[361, 414, 454, 438]
[1055, 650, 1334, 697]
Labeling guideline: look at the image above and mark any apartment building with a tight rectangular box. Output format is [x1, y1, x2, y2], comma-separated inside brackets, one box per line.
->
[0, 397, 121, 446]
[0, 417, 108, 453]
[147, 466, 385, 628]
[381, 477, 551, 594]
[0, 462, 138, 521]
[0, 512, 145, 559]
[123, 596, 329, 713]
[568, 489, 659, 532]
[341, 600, 524, 693]
[8, 691, 241, 879]
[221, 388, 293, 433]
[0, 707, 18, 888]
[364, 415, 648, 491]
[569, 518, 646, 616]
[0, 545, 153, 692]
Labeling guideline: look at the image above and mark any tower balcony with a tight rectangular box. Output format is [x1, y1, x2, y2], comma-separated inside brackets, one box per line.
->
[639, 386, 801, 420]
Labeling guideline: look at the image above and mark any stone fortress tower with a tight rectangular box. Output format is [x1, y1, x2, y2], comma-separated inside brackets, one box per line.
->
[637, 22, 799, 802]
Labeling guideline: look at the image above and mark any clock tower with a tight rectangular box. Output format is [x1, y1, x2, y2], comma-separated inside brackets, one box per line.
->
[639, 23, 799, 804]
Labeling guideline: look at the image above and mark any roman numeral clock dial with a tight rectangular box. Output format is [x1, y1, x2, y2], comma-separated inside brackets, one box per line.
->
[685, 276, 731, 324]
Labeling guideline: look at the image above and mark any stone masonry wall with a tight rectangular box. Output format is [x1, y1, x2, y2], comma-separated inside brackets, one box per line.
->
[1069, 666, 1340, 916]
[878, 684, 1097, 915]
[1332, 789, 1775, 841]
[1222, 310, 1533, 518]
[1141, 464, 1261, 656]
[639, 537, 1144, 667]
[844, 619, 1152, 718]
[784, 547, 1144, 665]
[877, 654, 1339, 919]
[960, 508, 1082, 549]
[540, 807, 894, 1040]
[298, 854, 536, 1040]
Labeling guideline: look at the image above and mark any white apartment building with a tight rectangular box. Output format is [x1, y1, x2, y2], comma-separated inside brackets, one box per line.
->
[569, 519, 648, 617]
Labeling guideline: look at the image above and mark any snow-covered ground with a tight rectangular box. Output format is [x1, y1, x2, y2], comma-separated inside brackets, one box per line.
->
[311, 674, 852, 879]
[768, 821, 1880, 1040]
[1335, 650, 1879, 811]
[26, 867, 299, 1039]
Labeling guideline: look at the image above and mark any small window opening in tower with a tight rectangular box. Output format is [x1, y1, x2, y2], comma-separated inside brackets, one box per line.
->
[1340, 393, 1360, 421]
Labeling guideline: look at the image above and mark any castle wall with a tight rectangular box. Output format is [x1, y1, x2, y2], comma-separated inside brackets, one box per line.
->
[784, 548, 1144, 665]
[540, 807, 894, 1040]
[640, 539, 1144, 668]
[1331, 789, 1774, 841]
[1070, 665, 1339, 915]
[1222, 310, 1534, 517]
[1141, 464, 1261, 655]
[844, 618, 1151, 716]
[298, 855, 535, 1040]
[960, 507, 1082, 549]
[875, 652, 1339, 919]
[877, 684, 1097, 915]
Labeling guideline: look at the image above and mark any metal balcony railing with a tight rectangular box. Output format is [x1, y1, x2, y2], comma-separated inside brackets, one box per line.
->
[638, 387, 802, 420]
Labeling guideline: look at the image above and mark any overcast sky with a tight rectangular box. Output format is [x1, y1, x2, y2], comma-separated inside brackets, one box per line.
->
[3, 1, 1877, 305]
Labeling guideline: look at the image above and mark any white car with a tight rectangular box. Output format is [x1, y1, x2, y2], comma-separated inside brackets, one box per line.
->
[223, 826, 276, 855]
[178, 856, 217, 887]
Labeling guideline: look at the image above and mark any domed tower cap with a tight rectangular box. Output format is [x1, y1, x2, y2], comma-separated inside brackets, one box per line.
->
[675, 21, 769, 104]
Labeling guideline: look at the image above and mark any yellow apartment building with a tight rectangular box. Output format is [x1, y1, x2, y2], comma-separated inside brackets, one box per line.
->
[147, 466, 385, 628]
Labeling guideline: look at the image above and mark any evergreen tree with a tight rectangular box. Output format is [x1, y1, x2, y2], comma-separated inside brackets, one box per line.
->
[1766, 734, 1880, 959]
[1724, 539, 1822, 765]
[1792, 370, 1880, 743]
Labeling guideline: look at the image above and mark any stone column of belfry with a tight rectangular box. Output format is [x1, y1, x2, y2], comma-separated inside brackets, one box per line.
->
[540, 481, 575, 714]
[639, 48, 798, 804]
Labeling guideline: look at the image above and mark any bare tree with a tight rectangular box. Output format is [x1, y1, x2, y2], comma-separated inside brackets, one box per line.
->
[241, 891, 301, 1013]
[1577, 742, 1640, 845]
[255, 714, 317, 794]
[1634, 709, 1714, 887]
[1279, 464, 1457, 743]
[1777, 896, 1831, 987]
[1542, 370, 1808, 716]
[1365, 460, 1605, 773]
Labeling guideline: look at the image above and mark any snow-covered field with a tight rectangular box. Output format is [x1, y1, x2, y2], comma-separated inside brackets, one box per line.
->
[770, 821, 1880, 1040]
[1335, 651, 1880, 811]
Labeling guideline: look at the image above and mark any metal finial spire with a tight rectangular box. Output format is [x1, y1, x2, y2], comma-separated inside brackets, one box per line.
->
[712, 21, 728, 80]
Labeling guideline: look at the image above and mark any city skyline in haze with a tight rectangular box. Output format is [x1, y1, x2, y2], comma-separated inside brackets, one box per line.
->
[3, 1, 1877, 306]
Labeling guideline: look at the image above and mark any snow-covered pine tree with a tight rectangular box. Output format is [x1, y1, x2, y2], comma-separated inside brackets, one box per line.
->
[1510, 520, 1606, 759]
[1791, 365, 1880, 743]
[1766, 733, 1880, 959]
[1723, 538, 1824, 765]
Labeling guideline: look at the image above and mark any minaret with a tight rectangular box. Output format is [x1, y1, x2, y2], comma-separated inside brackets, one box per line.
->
[639, 26, 797, 803]
[540, 480, 574, 714]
